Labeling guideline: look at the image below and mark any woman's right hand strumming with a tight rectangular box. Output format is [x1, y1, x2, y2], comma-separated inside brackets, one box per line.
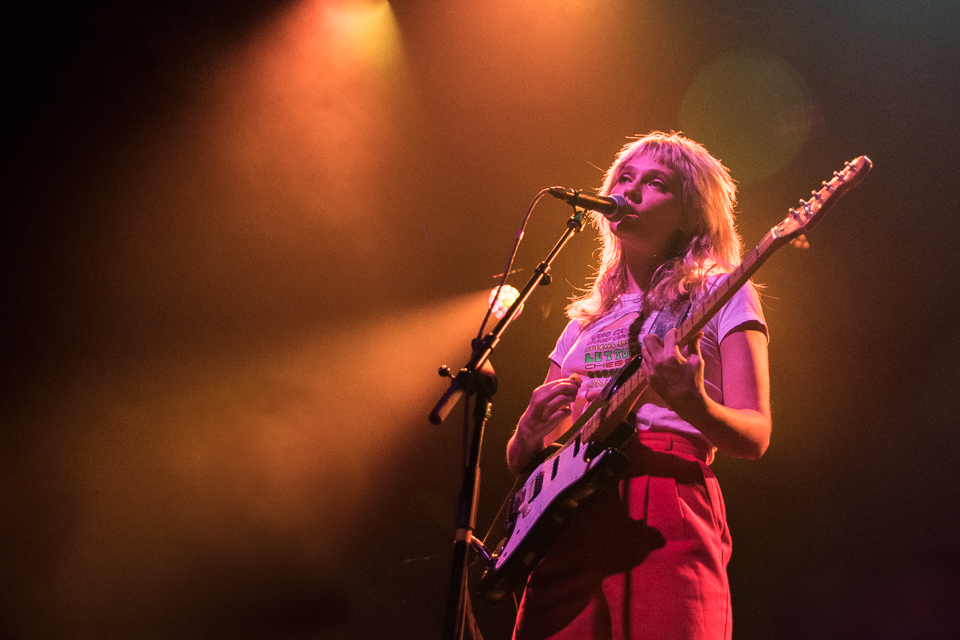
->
[506, 364, 582, 476]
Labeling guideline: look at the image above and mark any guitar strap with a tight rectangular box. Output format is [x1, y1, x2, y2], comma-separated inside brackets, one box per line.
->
[624, 296, 693, 369]
[650, 299, 692, 340]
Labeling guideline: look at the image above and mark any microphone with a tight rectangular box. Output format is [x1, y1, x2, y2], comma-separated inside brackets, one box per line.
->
[548, 187, 630, 222]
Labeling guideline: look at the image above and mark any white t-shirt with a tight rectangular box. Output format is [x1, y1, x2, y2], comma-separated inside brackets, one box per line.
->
[549, 280, 767, 454]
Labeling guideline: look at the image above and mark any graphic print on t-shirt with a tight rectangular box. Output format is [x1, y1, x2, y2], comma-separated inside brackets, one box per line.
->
[576, 302, 688, 396]
[582, 313, 643, 382]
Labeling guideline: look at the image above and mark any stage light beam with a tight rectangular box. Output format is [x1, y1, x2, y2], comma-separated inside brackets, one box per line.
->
[321, 0, 402, 70]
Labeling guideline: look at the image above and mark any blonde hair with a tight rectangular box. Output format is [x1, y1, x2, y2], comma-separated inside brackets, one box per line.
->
[567, 131, 741, 327]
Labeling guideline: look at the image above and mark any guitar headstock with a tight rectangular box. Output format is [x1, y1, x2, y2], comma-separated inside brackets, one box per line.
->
[772, 155, 873, 247]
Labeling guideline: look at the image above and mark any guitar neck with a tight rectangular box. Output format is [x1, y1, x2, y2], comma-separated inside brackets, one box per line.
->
[676, 229, 786, 347]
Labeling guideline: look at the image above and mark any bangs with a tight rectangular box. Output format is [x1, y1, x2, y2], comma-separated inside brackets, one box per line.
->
[607, 135, 698, 184]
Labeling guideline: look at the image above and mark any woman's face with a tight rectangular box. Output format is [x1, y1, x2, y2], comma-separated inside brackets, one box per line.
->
[607, 152, 684, 258]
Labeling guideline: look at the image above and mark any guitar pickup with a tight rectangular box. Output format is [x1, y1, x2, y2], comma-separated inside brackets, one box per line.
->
[531, 470, 544, 500]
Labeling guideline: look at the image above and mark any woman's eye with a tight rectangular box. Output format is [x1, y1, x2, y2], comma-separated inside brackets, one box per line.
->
[648, 179, 666, 189]
[617, 174, 632, 183]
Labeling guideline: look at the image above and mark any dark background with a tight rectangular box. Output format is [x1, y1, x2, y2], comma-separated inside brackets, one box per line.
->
[3, 1, 959, 638]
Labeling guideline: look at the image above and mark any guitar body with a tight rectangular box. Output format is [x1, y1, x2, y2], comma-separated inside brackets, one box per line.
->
[476, 422, 633, 602]
[472, 156, 873, 604]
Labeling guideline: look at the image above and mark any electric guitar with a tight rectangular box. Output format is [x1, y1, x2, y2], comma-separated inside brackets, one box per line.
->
[474, 156, 873, 602]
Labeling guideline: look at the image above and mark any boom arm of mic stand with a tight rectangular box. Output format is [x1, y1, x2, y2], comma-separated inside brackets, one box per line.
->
[428, 209, 585, 425]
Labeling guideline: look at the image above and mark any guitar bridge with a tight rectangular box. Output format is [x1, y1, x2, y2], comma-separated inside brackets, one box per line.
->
[505, 486, 525, 533]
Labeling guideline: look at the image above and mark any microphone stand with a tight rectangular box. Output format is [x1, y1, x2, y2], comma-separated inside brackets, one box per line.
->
[430, 208, 586, 640]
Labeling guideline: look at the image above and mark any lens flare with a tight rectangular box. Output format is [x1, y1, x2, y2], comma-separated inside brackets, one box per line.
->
[680, 50, 812, 184]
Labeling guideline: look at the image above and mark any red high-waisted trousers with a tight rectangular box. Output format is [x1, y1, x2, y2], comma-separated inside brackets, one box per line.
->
[512, 431, 733, 640]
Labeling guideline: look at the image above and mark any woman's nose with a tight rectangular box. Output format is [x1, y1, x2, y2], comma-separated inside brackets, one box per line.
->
[624, 181, 641, 204]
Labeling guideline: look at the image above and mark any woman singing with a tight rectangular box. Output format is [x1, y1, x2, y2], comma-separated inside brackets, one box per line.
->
[507, 132, 771, 640]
